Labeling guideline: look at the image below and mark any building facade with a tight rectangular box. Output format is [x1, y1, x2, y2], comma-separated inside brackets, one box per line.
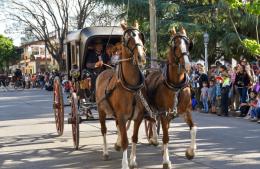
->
[19, 40, 58, 74]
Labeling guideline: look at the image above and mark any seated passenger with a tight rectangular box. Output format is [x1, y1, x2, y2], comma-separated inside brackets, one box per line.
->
[86, 42, 105, 71]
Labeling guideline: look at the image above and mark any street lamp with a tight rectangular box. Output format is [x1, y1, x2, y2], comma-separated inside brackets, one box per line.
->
[203, 32, 209, 73]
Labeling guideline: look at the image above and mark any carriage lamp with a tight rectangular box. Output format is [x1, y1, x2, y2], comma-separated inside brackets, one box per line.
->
[203, 32, 209, 73]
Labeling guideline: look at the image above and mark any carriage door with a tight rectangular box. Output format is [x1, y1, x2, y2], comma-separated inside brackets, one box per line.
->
[71, 42, 79, 68]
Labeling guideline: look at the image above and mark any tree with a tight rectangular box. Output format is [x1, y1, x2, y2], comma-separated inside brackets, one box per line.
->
[10, 0, 70, 70]
[224, 0, 260, 57]
[0, 34, 15, 70]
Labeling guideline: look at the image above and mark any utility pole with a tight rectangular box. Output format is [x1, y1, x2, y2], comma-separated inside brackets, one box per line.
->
[149, 0, 158, 68]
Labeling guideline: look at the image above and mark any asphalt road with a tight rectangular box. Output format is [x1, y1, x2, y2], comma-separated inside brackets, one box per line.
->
[0, 89, 260, 169]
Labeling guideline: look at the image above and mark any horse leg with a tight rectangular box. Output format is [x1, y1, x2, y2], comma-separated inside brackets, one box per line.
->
[118, 119, 129, 169]
[161, 115, 171, 169]
[99, 109, 109, 160]
[114, 120, 122, 151]
[129, 117, 142, 168]
[149, 120, 159, 146]
[184, 111, 197, 160]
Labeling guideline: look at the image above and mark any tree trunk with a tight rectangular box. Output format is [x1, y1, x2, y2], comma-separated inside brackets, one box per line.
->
[149, 0, 158, 68]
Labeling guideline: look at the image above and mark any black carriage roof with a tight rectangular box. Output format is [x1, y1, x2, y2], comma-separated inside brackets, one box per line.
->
[66, 26, 123, 43]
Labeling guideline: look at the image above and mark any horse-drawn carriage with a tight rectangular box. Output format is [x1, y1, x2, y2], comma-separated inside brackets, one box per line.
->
[53, 22, 197, 169]
[53, 26, 123, 149]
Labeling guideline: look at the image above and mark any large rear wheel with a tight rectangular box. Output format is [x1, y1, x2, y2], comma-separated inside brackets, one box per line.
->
[71, 92, 79, 150]
[53, 77, 64, 136]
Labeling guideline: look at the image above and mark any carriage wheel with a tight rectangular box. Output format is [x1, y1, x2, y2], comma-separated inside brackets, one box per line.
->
[53, 77, 64, 136]
[144, 117, 160, 142]
[71, 92, 79, 150]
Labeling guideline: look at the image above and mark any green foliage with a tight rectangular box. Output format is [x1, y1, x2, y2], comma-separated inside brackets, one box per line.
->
[97, 0, 259, 61]
[0, 34, 15, 69]
[224, 0, 243, 9]
[242, 39, 260, 55]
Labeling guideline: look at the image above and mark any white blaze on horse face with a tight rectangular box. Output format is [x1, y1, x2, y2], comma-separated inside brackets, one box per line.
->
[190, 126, 197, 150]
[122, 149, 129, 169]
[132, 30, 146, 65]
[180, 39, 191, 71]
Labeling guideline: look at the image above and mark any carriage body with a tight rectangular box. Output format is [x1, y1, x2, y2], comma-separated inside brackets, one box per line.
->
[66, 27, 123, 80]
[53, 26, 123, 149]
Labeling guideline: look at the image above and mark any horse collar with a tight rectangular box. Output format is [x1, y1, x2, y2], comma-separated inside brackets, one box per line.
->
[117, 63, 145, 92]
[163, 64, 189, 91]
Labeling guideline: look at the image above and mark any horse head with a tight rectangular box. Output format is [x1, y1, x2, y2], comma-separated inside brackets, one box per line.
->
[121, 20, 146, 67]
[169, 26, 193, 72]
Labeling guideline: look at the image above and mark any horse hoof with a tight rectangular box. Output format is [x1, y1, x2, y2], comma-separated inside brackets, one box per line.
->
[149, 139, 159, 146]
[114, 143, 121, 151]
[185, 148, 195, 160]
[162, 162, 172, 169]
[129, 161, 137, 169]
[103, 154, 109, 161]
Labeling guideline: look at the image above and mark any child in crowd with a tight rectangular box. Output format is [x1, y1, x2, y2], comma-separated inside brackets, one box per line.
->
[249, 91, 260, 122]
[200, 81, 209, 113]
[208, 80, 217, 113]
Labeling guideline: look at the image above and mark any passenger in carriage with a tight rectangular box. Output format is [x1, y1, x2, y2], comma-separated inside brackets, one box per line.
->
[85, 41, 105, 71]
[85, 41, 106, 101]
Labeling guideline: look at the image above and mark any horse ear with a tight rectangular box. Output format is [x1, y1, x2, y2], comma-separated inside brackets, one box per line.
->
[169, 27, 176, 36]
[180, 26, 187, 35]
[133, 20, 139, 29]
[120, 20, 127, 30]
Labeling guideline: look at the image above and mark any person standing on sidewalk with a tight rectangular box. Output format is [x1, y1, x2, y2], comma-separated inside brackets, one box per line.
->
[200, 82, 209, 113]
[234, 65, 250, 104]
[219, 66, 231, 116]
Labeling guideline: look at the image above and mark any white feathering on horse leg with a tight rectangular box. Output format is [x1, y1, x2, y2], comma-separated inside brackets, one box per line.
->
[150, 123, 159, 145]
[190, 126, 197, 150]
[163, 144, 170, 163]
[102, 134, 108, 156]
[117, 126, 122, 146]
[130, 142, 137, 168]
[122, 149, 129, 169]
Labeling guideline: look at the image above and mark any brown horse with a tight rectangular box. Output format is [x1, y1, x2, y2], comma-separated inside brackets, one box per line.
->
[145, 27, 197, 169]
[96, 21, 147, 169]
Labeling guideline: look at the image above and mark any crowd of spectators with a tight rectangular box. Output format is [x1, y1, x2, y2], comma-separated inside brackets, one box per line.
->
[190, 58, 260, 123]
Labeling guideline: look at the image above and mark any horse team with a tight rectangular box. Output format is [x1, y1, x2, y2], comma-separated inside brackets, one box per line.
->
[96, 21, 197, 169]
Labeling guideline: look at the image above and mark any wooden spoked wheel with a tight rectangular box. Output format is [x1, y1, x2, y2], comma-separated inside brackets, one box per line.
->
[144, 116, 160, 142]
[71, 92, 79, 150]
[53, 76, 64, 136]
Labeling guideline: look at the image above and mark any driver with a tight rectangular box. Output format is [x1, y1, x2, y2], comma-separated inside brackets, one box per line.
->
[85, 41, 105, 101]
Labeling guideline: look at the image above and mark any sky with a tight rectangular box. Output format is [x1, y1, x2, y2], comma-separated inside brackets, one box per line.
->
[0, 0, 22, 46]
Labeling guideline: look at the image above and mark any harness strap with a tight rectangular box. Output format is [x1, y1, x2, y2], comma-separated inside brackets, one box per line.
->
[163, 64, 190, 92]
[137, 90, 156, 121]
[129, 94, 137, 120]
[117, 63, 145, 92]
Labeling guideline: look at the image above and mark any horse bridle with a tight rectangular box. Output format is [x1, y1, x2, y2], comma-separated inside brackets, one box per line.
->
[116, 28, 146, 92]
[169, 34, 192, 72]
[122, 28, 145, 65]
